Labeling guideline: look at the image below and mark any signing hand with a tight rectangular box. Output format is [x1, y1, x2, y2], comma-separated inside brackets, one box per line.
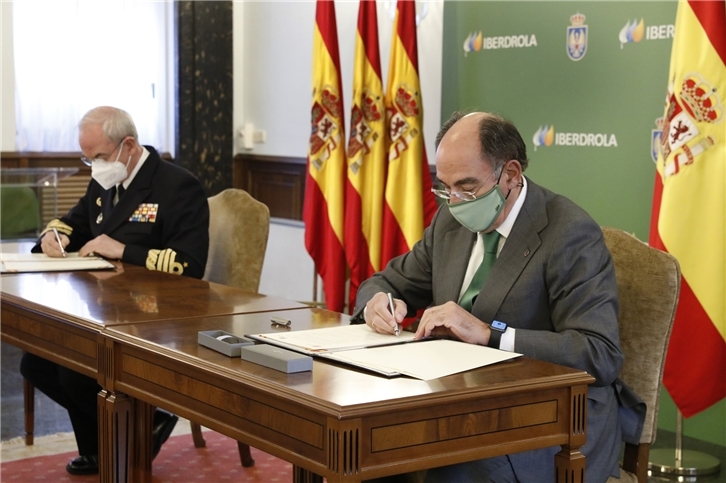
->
[414, 301, 491, 345]
[79, 234, 125, 260]
[365, 292, 407, 335]
[39, 231, 70, 257]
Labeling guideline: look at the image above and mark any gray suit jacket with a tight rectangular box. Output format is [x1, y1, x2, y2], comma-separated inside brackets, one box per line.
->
[355, 178, 641, 483]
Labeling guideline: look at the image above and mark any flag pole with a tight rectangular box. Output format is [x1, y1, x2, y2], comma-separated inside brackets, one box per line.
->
[648, 409, 721, 478]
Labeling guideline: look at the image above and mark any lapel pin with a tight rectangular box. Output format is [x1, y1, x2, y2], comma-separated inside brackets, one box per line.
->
[524, 249, 530, 257]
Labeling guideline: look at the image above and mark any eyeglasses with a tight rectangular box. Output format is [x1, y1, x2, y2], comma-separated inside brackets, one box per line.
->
[80, 138, 126, 167]
[431, 168, 499, 202]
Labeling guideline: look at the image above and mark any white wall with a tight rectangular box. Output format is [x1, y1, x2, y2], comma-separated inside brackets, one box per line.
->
[233, 0, 443, 160]
[2, 1, 16, 151]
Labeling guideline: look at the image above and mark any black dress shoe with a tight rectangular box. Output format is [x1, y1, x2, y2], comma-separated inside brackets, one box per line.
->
[66, 455, 99, 475]
[152, 409, 179, 459]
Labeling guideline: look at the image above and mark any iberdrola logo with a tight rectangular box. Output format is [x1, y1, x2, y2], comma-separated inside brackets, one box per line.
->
[619, 19, 644, 48]
[532, 125, 555, 151]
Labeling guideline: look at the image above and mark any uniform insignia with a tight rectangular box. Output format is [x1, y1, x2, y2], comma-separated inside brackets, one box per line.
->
[96, 213, 103, 224]
[567, 13, 588, 61]
[129, 203, 159, 223]
[96, 197, 102, 207]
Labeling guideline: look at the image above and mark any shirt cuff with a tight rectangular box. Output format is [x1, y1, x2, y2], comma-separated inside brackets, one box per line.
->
[498, 327, 516, 352]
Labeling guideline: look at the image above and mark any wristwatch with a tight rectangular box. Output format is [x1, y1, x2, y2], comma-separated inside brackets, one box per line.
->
[487, 320, 507, 349]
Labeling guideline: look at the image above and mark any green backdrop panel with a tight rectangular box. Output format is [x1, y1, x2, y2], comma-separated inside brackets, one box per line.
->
[442, 0, 725, 447]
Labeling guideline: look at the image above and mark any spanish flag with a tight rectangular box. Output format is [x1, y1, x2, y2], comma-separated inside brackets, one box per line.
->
[381, 0, 437, 266]
[649, 0, 726, 417]
[304, 0, 347, 312]
[345, 0, 386, 312]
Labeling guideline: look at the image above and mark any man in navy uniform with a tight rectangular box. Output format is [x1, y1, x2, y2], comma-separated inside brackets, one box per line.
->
[21, 106, 210, 475]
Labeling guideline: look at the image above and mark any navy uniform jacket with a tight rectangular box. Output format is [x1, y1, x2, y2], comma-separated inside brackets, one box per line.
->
[33, 146, 209, 279]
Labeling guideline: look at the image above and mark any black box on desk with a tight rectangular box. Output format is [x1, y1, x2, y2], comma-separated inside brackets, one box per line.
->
[239, 344, 313, 373]
[198, 330, 254, 357]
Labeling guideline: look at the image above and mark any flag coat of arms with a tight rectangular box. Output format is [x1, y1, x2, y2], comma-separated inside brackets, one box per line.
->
[345, 0, 386, 312]
[304, 0, 347, 313]
[649, 0, 726, 418]
[381, 0, 437, 267]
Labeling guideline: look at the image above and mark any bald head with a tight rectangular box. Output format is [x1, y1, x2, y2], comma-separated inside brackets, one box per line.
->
[435, 111, 529, 173]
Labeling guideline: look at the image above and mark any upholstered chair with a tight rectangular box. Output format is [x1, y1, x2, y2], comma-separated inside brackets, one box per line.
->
[602, 227, 681, 483]
[190, 188, 271, 467]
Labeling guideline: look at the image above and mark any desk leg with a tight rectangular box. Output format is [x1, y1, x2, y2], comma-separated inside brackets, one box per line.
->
[293, 465, 324, 483]
[99, 390, 153, 483]
[555, 385, 588, 483]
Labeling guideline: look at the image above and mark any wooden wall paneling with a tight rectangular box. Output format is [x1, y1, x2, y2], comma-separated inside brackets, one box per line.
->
[234, 154, 306, 220]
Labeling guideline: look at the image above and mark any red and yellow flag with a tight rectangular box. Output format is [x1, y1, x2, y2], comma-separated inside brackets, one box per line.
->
[304, 0, 347, 312]
[345, 0, 386, 312]
[649, 0, 726, 417]
[381, 0, 438, 266]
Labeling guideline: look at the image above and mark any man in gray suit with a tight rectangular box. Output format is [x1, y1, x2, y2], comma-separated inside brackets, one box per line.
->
[353, 112, 642, 483]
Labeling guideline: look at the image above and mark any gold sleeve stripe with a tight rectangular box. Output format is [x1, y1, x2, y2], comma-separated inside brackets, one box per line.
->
[146, 249, 184, 275]
[40, 219, 73, 237]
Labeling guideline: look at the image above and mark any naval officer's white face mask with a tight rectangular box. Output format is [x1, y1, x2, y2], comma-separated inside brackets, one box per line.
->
[90, 139, 130, 190]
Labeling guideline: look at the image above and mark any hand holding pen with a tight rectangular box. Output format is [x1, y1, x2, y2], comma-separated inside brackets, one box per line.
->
[52, 228, 67, 258]
[365, 292, 405, 336]
[387, 293, 401, 337]
[40, 229, 68, 257]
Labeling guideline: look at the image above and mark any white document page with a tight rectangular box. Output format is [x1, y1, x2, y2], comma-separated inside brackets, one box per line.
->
[248, 324, 416, 353]
[1, 253, 115, 273]
[324, 339, 521, 380]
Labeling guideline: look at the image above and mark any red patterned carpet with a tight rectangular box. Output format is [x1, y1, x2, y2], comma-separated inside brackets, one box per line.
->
[1, 430, 292, 483]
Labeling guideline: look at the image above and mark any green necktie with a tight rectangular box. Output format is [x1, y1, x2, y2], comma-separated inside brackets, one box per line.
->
[459, 231, 501, 312]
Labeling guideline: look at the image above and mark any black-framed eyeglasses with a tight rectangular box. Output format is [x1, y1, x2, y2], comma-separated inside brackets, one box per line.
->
[80, 138, 126, 167]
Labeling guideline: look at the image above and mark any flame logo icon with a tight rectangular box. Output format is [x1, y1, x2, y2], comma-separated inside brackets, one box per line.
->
[462, 31, 483, 55]
[532, 125, 555, 150]
[619, 19, 644, 48]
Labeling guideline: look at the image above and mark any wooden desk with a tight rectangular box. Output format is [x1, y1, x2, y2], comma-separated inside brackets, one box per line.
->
[1, 263, 308, 378]
[102, 309, 595, 483]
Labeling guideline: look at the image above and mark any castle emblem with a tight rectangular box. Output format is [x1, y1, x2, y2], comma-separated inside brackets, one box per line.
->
[309, 86, 343, 171]
[387, 84, 421, 161]
[567, 13, 588, 61]
[347, 88, 382, 175]
[660, 72, 723, 178]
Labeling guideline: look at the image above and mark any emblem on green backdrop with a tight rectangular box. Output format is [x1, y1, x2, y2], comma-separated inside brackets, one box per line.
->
[651, 117, 664, 163]
[567, 13, 588, 61]
[619, 19, 645, 49]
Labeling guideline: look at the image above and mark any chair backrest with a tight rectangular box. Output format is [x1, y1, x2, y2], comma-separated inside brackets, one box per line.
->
[203, 189, 270, 292]
[602, 227, 681, 483]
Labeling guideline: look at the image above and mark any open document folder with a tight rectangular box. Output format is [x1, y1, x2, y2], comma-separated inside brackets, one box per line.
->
[1, 252, 115, 273]
[247, 324, 521, 380]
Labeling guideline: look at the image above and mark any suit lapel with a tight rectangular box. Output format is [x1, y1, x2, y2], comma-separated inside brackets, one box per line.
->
[472, 179, 548, 321]
[101, 153, 159, 234]
[439, 226, 477, 303]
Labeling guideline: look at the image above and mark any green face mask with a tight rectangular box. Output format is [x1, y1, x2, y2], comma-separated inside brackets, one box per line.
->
[448, 184, 506, 233]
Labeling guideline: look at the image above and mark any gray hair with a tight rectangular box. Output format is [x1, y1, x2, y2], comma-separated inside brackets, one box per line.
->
[79, 106, 138, 144]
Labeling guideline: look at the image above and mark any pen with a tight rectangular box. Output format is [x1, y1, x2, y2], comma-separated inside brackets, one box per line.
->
[52, 228, 66, 258]
[387, 292, 400, 337]
[271, 316, 292, 327]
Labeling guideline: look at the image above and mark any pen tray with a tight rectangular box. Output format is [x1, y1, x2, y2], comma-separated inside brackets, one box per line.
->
[198, 330, 254, 357]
